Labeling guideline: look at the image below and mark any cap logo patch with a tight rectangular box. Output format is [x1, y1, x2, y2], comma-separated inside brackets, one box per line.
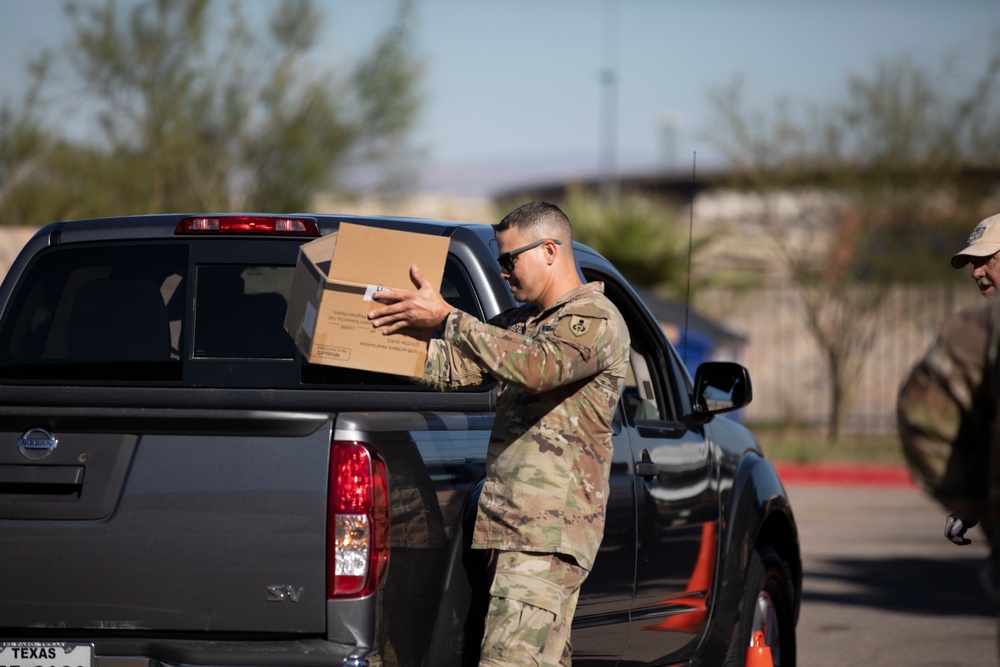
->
[968, 226, 986, 243]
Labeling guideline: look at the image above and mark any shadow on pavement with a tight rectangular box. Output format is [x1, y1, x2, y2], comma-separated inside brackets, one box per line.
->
[803, 554, 996, 617]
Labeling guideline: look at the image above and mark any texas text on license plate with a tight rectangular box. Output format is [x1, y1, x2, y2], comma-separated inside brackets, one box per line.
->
[0, 643, 93, 667]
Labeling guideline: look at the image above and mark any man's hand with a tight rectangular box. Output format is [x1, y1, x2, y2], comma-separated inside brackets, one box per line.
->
[945, 513, 977, 546]
[368, 265, 455, 335]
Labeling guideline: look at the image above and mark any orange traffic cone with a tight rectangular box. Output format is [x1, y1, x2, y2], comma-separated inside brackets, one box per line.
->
[745, 631, 773, 667]
[642, 521, 716, 633]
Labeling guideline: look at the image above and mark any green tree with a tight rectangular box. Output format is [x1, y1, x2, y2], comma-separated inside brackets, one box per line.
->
[0, 0, 422, 224]
[557, 189, 738, 302]
[706, 47, 1000, 443]
[0, 54, 71, 225]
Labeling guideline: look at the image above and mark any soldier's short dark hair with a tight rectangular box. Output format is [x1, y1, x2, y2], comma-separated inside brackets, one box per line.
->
[494, 201, 573, 242]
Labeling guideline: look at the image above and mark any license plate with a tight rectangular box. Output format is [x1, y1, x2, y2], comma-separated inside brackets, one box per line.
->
[0, 643, 93, 667]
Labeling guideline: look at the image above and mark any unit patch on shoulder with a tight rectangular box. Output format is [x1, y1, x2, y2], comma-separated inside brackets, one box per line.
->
[569, 316, 591, 337]
[555, 303, 606, 343]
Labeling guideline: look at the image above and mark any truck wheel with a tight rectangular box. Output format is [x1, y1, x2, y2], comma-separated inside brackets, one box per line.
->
[739, 544, 796, 667]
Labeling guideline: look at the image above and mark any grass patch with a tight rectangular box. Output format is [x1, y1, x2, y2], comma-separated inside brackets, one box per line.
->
[748, 425, 906, 466]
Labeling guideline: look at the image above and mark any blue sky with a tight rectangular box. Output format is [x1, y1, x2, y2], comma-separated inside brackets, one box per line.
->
[0, 1, 997, 195]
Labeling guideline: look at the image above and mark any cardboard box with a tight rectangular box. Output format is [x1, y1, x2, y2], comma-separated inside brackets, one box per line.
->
[284, 222, 450, 377]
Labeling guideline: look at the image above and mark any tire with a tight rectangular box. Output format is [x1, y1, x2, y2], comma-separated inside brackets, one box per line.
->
[736, 544, 797, 667]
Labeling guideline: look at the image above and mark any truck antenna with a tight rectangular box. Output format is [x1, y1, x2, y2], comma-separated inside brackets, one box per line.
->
[683, 151, 696, 366]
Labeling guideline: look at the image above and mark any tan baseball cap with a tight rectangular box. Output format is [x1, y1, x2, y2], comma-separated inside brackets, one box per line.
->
[951, 213, 1000, 268]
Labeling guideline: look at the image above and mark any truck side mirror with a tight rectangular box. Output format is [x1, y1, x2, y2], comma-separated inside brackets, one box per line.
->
[685, 361, 753, 426]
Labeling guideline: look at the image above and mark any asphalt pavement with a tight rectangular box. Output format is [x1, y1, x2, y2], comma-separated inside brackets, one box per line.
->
[783, 466, 997, 666]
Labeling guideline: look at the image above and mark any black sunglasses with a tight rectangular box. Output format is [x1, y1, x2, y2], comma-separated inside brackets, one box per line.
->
[497, 238, 562, 272]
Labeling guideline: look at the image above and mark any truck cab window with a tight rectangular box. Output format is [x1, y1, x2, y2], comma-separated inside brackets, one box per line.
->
[582, 268, 682, 424]
[626, 346, 665, 421]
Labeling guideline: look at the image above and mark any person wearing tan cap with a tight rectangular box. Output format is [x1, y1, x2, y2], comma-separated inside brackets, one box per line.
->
[952, 213, 1000, 297]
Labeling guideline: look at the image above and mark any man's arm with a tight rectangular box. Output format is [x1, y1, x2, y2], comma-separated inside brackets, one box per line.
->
[371, 269, 628, 393]
[897, 302, 995, 525]
[368, 265, 454, 334]
[445, 303, 626, 394]
[369, 265, 488, 390]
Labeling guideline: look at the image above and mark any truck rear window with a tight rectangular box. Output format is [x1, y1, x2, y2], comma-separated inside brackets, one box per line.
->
[0, 240, 487, 388]
[0, 244, 187, 381]
[194, 265, 295, 359]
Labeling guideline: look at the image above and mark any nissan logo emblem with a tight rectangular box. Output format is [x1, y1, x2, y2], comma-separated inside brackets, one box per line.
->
[17, 427, 59, 460]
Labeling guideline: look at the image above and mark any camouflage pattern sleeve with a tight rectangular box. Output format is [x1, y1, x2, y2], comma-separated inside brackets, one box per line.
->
[420, 305, 541, 391]
[444, 306, 624, 394]
[421, 327, 490, 392]
[897, 301, 998, 521]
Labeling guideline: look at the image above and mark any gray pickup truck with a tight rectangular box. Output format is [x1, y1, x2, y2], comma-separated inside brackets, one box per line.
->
[0, 214, 800, 667]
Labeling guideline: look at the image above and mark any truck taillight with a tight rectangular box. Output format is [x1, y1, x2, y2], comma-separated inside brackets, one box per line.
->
[328, 442, 389, 598]
[174, 216, 320, 236]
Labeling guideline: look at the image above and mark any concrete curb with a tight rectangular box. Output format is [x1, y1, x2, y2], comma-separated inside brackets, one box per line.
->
[773, 461, 917, 488]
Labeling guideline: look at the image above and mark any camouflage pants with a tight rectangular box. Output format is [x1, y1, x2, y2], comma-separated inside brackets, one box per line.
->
[479, 551, 588, 667]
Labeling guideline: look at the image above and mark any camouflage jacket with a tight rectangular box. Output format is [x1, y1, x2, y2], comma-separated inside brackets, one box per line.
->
[897, 300, 1000, 539]
[423, 282, 630, 571]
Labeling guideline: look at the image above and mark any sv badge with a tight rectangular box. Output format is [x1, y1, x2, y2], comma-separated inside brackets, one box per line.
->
[267, 585, 305, 603]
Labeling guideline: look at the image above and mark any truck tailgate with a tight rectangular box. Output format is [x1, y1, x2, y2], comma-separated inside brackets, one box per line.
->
[0, 408, 332, 634]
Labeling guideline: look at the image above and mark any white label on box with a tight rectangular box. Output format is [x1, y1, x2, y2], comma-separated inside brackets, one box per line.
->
[363, 285, 387, 302]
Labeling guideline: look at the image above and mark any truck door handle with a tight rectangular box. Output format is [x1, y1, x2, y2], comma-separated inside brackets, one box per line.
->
[635, 450, 657, 480]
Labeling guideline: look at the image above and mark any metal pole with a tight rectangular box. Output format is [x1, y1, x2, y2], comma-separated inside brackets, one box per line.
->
[599, 0, 619, 204]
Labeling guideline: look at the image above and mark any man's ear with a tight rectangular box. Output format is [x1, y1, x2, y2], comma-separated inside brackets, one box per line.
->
[545, 239, 559, 265]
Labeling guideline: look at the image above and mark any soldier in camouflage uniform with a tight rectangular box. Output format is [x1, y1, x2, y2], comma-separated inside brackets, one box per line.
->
[369, 201, 631, 667]
[897, 299, 1000, 622]
[912, 212, 1000, 552]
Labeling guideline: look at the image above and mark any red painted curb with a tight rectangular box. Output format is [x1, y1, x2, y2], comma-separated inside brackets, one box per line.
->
[772, 462, 917, 488]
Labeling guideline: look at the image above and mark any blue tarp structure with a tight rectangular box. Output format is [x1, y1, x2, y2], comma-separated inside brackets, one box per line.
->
[632, 287, 748, 421]
[675, 328, 714, 373]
